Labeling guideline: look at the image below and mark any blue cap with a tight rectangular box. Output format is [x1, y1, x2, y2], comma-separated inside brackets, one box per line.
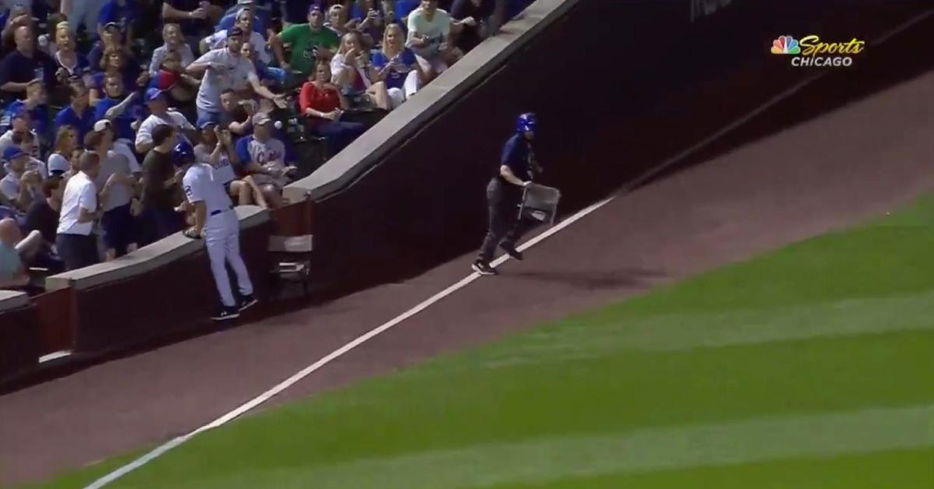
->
[516, 112, 537, 134]
[9, 104, 28, 120]
[198, 119, 218, 130]
[171, 141, 195, 167]
[145, 87, 165, 103]
[308, 2, 323, 14]
[3, 146, 26, 161]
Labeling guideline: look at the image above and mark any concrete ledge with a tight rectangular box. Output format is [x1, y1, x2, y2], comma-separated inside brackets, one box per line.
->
[283, 0, 579, 204]
[46, 206, 270, 292]
[0, 290, 29, 312]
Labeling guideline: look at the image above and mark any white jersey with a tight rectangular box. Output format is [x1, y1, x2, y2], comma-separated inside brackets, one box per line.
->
[183, 163, 232, 213]
[195, 144, 237, 185]
[193, 48, 259, 113]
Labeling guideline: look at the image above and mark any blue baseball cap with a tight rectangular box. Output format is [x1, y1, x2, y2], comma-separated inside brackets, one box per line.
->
[145, 87, 165, 103]
[3, 146, 26, 161]
[308, 2, 323, 14]
[171, 141, 195, 167]
[198, 119, 218, 130]
[516, 112, 537, 134]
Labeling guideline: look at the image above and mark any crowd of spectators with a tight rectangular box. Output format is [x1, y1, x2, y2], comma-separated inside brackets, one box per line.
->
[0, 0, 533, 290]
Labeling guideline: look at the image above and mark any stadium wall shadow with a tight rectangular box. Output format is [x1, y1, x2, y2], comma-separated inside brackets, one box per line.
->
[295, 0, 931, 297]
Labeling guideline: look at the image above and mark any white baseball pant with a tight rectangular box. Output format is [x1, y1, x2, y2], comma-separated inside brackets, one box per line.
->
[204, 209, 254, 308]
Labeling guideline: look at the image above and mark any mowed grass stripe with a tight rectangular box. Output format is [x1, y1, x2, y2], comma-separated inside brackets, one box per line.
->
[148, 405, 934, 489]
[492, 448, 934, 489]
[448, 290, 934, 369]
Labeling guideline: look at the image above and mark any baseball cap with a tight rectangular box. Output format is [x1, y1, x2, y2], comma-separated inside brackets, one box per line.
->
[93, 119, 112, 132]
[227, 26, 244, 38]
[3, 146, 26, 161]
[198, 119, 218, 130]
[252, 112, 272, 126]
[150, 70, 179, 91]
[145, 87, 165, 103]
[9, 105, 28, 120]
[237, 0, 254, 5]
[48, 156, 70, 175]
[308, 3, 323, 14]
[104, 22, 120, 31]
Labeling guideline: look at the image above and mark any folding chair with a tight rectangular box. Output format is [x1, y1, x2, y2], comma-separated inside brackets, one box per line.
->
[519, 183, 561, 226]
[267, 234, 314, 300]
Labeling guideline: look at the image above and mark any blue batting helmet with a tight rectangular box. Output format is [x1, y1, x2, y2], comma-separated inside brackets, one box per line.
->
[171, 141, 195, 167]
[516, 112, 537, 134]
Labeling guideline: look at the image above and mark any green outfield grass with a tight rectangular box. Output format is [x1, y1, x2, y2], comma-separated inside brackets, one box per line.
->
[33, 196, 934, 489]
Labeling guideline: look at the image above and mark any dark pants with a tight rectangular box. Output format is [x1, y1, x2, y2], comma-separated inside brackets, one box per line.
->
[56, 233, 99, 271]
[101, 204, 138, 257]
[311, 120, 367, 158]
[478, 178, 532, 263]
[141, 207, 184, 246]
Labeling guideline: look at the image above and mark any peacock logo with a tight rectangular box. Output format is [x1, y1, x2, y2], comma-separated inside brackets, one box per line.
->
[771, 35, 801, 55]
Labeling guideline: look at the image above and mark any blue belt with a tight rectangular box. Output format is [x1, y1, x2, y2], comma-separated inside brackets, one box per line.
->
[209, 206, 234, 216]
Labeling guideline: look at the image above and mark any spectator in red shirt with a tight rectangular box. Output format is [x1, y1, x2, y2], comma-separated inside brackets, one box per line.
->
[299, 61, 366, 157]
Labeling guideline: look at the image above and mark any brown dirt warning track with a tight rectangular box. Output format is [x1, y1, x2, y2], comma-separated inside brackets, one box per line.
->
[1, 9, 933, 487]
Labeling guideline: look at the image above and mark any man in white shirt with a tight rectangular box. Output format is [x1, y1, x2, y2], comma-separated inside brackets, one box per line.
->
[175, 140, 256, 321]
[186, 26, 284, 128]
[56, 151, 101, 271]
[134, 88, 198, 153]
[406, 0, 464, 73]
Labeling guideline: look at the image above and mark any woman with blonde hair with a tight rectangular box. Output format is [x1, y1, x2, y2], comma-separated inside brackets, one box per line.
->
[52, 23, 90, 82]
[47, 125, 79, 178]
[371, 23, 424, 108]
[329, 31, 390, 110]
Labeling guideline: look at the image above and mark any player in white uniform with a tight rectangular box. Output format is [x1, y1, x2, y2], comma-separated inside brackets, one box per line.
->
[174, 141, 258, 321]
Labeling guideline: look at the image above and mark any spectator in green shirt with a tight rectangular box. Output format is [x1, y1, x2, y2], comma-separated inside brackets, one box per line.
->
[271, 4, 340, 78]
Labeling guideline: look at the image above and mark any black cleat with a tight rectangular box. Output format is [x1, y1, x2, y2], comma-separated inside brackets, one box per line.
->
[500, 242, 523, 261]
[472, 260, 498, 276]
[212, 306, 241, 321]
[239, 295, 259, 312]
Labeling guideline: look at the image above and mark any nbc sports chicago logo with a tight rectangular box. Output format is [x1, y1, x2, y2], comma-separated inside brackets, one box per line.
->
[771, 35, 866, 67]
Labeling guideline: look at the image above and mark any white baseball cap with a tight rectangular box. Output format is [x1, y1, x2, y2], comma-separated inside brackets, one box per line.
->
[93, 119, 112, 132]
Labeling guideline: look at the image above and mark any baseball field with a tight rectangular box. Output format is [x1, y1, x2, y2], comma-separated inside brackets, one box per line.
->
[28, 194, 934, 489]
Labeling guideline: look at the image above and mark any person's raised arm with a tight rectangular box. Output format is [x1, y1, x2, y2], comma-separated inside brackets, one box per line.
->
[185, 56, 215, 77]
[104, 92, 138, 119]
[162, 2, 206, 22]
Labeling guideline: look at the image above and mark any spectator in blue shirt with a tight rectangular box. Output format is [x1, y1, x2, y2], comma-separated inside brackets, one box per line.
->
[94, 73, 144, 167]
[371, 23, 423, 107]
[53, 81, 95, 141]
[97, 0, 138, 44]
[50, 23, 91, 85]
[0, 25, 57, 102]
[89, 46, 147, 106]
[349, 0, 387, 47]
[393, 0, 422, 23]
[1, 80, 49, 143]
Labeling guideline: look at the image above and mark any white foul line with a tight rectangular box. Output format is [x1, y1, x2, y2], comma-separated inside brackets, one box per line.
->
[82, 11, 932, 488]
